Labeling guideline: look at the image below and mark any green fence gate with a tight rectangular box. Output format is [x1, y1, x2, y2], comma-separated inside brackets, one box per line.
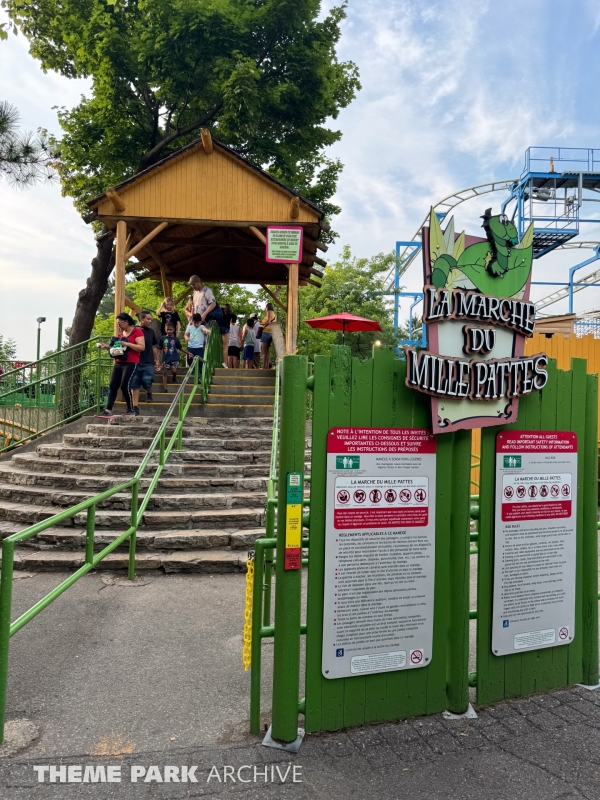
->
[250, 346, 599, 743]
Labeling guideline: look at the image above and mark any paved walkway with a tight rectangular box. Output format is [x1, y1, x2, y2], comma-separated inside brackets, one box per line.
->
[1, 572, 599, 799]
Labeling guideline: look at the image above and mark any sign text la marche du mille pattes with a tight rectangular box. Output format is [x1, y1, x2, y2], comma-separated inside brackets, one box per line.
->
[406, 208, 548, 434]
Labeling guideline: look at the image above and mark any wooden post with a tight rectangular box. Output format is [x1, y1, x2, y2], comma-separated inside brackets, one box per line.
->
[286, 262, 299, 354]
[114, 220, 127, 335]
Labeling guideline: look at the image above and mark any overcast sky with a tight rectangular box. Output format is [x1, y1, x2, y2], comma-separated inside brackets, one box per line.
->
[2, 1, 600, 358]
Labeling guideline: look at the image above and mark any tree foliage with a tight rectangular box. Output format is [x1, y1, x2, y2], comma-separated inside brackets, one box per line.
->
[0, 100, 54, 187]
[4, 0, 360, 223]
[258, 247, 399, 359]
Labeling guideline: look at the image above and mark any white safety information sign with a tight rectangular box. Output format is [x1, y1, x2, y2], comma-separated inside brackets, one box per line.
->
[322, 427, 437, 680]
[492, 430, 578, 657]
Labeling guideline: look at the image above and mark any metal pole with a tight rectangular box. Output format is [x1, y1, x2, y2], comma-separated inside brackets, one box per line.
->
[271, 354, 307, 743]
[35, 324, 41, 406]
[177, 391, 184, 451]
[55, 318, 63, 412]
[0, 540, 15, 744]
[128, 481, 138, 581]
[95, 349, 101, 414]
[85, 506, 95, 564]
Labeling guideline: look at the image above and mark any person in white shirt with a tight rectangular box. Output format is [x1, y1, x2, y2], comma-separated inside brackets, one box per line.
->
[227, 313, 241, 368]
[184, 313, 211, 367]
[188, 275, 216, 323]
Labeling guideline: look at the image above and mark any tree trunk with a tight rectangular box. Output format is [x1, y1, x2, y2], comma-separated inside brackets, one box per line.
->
[69, 226, 115, 346]
[59, 227, 115, 421]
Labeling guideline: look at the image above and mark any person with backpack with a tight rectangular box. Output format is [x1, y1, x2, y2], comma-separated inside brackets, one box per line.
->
[241, 317, 257, 369]
[188, 275, 220, 324]
[94, 313, 145, 419]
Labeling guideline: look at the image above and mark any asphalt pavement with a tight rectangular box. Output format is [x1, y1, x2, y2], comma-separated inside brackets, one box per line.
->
[1, 571, 599, 799]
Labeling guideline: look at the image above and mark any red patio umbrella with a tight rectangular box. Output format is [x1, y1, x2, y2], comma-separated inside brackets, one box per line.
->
[304, 312, 382, 344]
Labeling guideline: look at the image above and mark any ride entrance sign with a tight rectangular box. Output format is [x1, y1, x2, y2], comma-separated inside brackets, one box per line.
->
[492, 431, 578, 656]
[322, 427, 436, 680]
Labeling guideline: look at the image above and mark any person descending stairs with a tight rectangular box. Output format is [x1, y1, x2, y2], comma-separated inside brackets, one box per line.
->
[0, 362, 278, 572]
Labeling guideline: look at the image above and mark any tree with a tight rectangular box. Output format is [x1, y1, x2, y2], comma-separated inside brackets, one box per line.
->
[0, 100, 54, 187]
[4, 0, 360, 346]
[258, 247, 399, 359]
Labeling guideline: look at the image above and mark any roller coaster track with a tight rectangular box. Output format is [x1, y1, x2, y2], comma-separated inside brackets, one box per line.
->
[534, 242, 600, 312]
[384, 178, 517, 288]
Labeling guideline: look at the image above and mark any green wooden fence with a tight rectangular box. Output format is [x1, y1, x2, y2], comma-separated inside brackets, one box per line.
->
[475, 357, 599, 704]
[251, 347, 599, 741]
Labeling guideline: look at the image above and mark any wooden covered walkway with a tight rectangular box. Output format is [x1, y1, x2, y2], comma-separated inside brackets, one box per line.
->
[86, 129, 329, 352]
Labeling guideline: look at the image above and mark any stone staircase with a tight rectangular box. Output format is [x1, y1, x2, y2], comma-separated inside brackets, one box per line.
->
[116, 366, 275, 418]
[0, 365, 277, 573]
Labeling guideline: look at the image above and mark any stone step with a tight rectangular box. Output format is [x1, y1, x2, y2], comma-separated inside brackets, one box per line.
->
[214, 368, 274, 377]
[62, 433, 271, 451]
[105, 415, 274, 428]
[84, 422, 273, 437]
[35, 443, 270, 464]
[0, 501, 264, 530]
[205, 385, 275, 397]
[0, 467, 266, 495]
[11, 547, 249, 573]
[0, 484, 266, 511]
[0, 522, 264, 552]
[212, 376, 276, 387]
[11, 453, 267, 477]
[199, 404, 275, 418]
[207, 394, 273, 406]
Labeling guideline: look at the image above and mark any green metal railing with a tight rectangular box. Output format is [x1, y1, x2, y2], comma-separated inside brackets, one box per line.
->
[249, 357, 312, 737]
[0, 336, 112, 454]
[0, 349, 211, 743]
[250, 359, 280, 733]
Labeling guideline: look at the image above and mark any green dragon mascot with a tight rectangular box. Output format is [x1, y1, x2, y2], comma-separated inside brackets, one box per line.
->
[429, 208, 534, 298]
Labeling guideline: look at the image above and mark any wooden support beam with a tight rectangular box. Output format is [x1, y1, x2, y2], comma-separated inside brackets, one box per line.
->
[312, 254, 327, 268]
[249, 225, 266, 244]
[260, 284, 287, 313]
[286, 263, 299, 355]
[289, 196, 299, 219]
[114, 220, 127, 334]
[125, 221, 169, 261]
[106, 188, 126, 213]
[173, 287, 193, 306]
[200, 128, 213, 154]
[124, 294, 142, 314]
[310, 267, 324, 278]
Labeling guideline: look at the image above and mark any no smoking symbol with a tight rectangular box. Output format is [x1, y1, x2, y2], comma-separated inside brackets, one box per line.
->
[559, 627, 569, 640]
[410, 649, 423, 665]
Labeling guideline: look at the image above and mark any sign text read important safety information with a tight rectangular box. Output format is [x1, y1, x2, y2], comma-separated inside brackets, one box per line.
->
[492, 431, 577, 656]
[322, 428, 436, 680]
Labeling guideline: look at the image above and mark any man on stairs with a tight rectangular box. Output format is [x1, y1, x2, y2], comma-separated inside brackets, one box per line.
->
[131, 311, 160, 415]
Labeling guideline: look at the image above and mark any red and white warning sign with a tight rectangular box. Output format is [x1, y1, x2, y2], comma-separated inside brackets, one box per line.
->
[322, 427, 436, 680]
[333, 476, 429, 529]
[501, 472, 572, 521]
[492, 431, 577, 657]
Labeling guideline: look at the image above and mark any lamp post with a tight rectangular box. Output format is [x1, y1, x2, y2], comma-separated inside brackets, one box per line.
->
[35, 317, 46, 405]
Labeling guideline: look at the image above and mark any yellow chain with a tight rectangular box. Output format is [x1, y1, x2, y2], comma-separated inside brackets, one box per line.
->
[242, 556, 254, 671]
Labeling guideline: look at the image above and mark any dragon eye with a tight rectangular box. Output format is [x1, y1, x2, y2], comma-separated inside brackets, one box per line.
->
[499, 214, 508, 226]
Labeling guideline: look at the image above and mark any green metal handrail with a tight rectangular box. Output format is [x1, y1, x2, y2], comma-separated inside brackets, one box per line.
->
[0, 336, 112, 454]
[199, 322, 224, 403]
[0, 355, 203, 743]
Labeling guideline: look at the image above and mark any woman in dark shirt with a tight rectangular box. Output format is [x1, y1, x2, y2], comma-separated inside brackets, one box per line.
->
[219, 303, 232, 368]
